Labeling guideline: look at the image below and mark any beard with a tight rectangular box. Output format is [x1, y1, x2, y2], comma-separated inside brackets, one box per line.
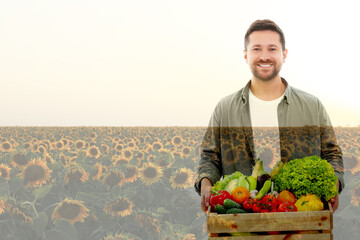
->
[251, 62, 281, 81]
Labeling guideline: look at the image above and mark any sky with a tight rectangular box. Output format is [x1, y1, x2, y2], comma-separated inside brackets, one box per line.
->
[1, 0, 359, 127]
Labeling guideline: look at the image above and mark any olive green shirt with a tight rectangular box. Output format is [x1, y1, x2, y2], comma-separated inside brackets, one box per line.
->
[194, 78, 344, 195]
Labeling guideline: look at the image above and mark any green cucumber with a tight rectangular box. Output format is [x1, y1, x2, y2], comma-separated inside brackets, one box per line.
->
[223, 199, 241, 209]
[226, 208, 248, 214]
[214, 204, 227, 214]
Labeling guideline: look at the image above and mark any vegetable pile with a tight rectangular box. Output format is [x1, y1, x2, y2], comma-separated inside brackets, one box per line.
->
[209, 156, 334, 217]
[272, 155, 338, 201]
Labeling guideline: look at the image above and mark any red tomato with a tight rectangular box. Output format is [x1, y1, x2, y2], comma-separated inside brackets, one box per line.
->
[278, 202, 297, 212]
[243, 198, 253, 211]
[261, 195, 278, 211]
[252, 199, 261, 213]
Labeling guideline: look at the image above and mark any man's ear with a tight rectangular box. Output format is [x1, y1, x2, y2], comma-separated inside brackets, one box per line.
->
[282, 48, 288, 63]
[243, 49, 248, 63]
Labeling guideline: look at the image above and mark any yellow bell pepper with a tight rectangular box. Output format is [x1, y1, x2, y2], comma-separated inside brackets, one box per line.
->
[295, 194, 324, 211]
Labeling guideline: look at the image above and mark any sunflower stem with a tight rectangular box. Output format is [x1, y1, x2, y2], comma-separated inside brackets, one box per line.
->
[22, 201, 39, 218]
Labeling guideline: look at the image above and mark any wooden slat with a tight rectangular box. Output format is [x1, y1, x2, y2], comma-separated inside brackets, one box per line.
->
[207, 210, 332, 233]
[208, 233, 332, 240]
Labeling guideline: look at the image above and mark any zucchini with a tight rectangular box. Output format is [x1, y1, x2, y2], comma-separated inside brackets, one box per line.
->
[223, 199, 241, 209]
[226, 208, 248, 214]
[214, 204, 227, 214]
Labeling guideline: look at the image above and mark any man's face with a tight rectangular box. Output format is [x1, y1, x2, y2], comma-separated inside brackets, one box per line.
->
[244, 30, 288, 81]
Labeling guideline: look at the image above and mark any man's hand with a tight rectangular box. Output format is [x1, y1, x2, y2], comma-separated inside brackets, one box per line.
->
[201, 178, 213, 212]
[329, 194, 339, 212]
[329, 180, 340, 212]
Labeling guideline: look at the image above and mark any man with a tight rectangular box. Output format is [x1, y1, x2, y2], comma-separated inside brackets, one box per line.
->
[194, 19, 344, 212]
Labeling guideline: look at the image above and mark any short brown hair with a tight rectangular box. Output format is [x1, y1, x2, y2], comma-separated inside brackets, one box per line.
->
[244, 19, 285, 51]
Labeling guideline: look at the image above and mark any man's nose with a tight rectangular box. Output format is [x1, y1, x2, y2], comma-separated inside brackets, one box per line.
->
[260, 54, 270, 61]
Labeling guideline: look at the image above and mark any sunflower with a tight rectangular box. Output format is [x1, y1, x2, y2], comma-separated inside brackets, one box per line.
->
[43, 153, 55, 164]
[64, 167, 89, 185]
[114, 143, 124, 152]
[75, 140, 86, 151]
[135, 213, 160, 234]
[144, 144, 154, 154]
[138, 162, 163, 186]
[135, 150, 145, 162]
[144, 135, 151, 142]
[169, 168, 194, 189]
[90, 132, 97, 139]
[171, 136, 183, 146]
[5, 204, 33, 224]
[59, 153, 70, 167]
[112, 137, 120, 144]
[37, 145, 47, 154]
[101, 144, 110, 153]
[181, 146, 192, 158]
[54, 141, 65, 150]
[92, 163, 104, 181]
[127, 141, 137, 149]
[280, 148, 292, 162]
[1, 141, 13, 152]
[103, 170, 125, 189]
[0, 163, 11, 180]
[60, 138, 70, 147]
[157, 152, 174, 168]
[122, 149, 133, 161]
[87, 146, 101, 159]
[147, 154, 156, 162]
[102, 233, 125, 240]
[51, 198, 90, 224]
[9, 138, 19, 148]
[103, 197, 134, 217]
[152, 142, 163, 151]
[223, 147, 238, 165]
[23, 142, 32, 150]
[124, 165, 138, 183]
[351, 183, 360, 207]
[19, 159, 52, 188]
[0, 198, 5, 215]
[343, 155, 360, 175]
[258, 146, 278, 169]
[111, 155, 130, 167]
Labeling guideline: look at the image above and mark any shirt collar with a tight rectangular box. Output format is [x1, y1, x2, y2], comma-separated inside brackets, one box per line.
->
[241, 77, 290, 104]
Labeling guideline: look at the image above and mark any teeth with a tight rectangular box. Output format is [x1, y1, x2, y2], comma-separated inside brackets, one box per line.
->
[259, 64, 271, 67]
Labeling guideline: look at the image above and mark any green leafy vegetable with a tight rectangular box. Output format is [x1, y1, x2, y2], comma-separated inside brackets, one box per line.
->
[273, 156, 338, 201]
[211, 171, 244, 194]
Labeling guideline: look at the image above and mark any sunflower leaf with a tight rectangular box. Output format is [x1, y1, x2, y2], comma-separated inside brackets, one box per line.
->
[54, 219, 78, 240]
[33, 184, 53, 202]
[0, 179, 9, 196]
[33, 212, 48, 238]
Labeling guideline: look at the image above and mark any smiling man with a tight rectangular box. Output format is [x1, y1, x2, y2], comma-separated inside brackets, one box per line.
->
[195, 19, 344, 213]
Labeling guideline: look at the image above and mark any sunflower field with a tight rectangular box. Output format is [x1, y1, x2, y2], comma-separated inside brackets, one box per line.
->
[0, 126, 359, 240]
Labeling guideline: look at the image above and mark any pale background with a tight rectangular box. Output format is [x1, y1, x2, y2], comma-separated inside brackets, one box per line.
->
[1, 0, 359, 127]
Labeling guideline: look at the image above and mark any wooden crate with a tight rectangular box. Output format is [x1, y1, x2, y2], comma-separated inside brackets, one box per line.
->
[206, 204, 333, 240]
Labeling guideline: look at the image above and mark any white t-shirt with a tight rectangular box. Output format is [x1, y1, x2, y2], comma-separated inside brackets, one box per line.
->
[249, 89, 284, 172]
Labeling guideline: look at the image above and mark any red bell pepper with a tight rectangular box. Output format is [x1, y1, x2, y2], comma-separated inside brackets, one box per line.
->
[209, 190, 231, 210]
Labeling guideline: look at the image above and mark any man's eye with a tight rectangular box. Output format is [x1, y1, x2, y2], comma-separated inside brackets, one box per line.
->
[270, 48, 277, 51]
[252, 48, 260, 51]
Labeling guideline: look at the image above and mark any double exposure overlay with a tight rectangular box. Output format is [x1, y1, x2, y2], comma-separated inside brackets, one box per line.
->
[0, 126, 359, 239]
